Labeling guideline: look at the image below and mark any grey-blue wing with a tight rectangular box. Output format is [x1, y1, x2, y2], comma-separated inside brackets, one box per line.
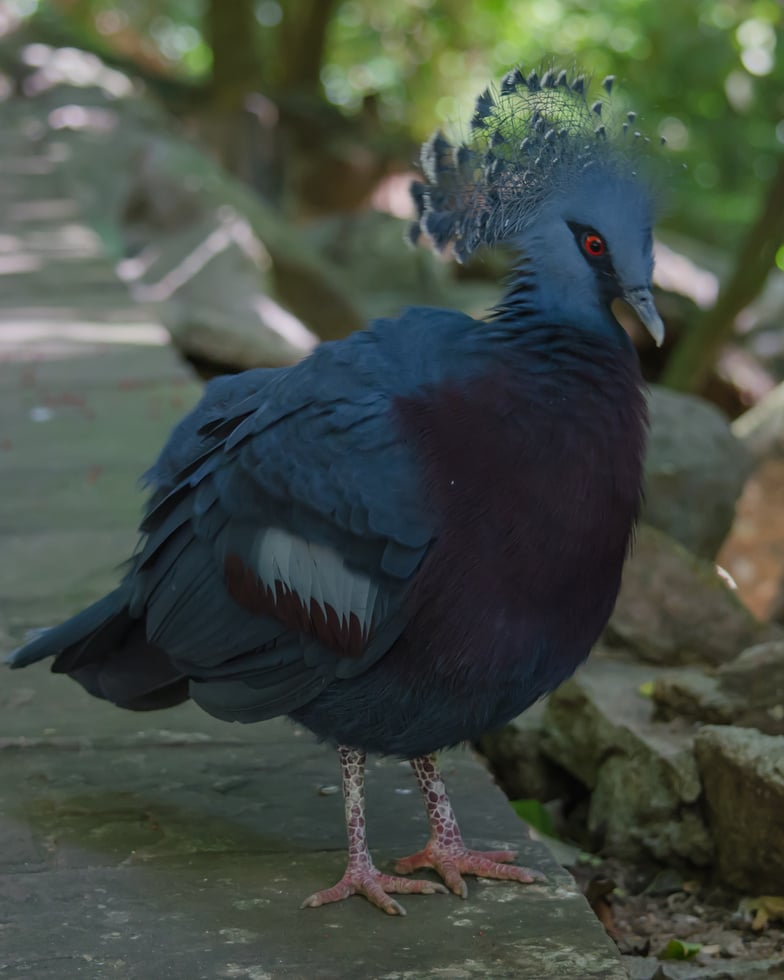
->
[129, 320, 452, 722]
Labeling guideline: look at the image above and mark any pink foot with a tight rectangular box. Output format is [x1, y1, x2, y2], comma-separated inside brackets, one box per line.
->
[394, 842, 545, 898]
[400, 755, 546, 899]
[301, 747, 447, 915]
[301, 866, 447, 916]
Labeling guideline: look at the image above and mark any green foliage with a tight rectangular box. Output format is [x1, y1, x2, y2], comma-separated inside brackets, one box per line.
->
[510, 798, 556, 837]
[40, 0, 211, 76]
[324, 0, 784, 246]
[36, 0, 784, 247]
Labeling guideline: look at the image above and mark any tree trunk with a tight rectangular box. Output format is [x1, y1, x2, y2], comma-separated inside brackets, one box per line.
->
[277, 0, 339, 95]
[663, 154, 784, 393]
[200, 0, 267, 181]
[206, 0, 262, 110]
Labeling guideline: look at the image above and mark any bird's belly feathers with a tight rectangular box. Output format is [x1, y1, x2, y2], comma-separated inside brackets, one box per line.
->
[292, 356, 647, 757]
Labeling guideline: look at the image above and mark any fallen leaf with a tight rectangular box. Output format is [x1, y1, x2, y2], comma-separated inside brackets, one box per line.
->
[658, 938, 702, 960]
[577, 851, 603, 868]
[740, 895, 784, 931]
[585, 875, 618, 939]
[511, 798, 556, 837]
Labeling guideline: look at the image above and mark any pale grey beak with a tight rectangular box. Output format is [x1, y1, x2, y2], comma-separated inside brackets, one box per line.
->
[623, 286, 665, 347]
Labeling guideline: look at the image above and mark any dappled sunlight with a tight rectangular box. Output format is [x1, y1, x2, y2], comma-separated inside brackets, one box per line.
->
[118, 210, 270, 304]
[253, 295, 318, 351]
[0, 317, 170, 362]
[653, 241, 719, 310]
[716, 347, 775, 406]
[371, 171, 418, 219]
[0, 252, 41, 275]
[0, 212, 102, 274]
[47, 104, 118, 133]
[0, 2, 33, 39]
[24, 222, 103, 258]
[0, 233, 24, 252]
[21, 43, 133, 99]
[115, 206, 318, 353]
[117, 220, 261, 303]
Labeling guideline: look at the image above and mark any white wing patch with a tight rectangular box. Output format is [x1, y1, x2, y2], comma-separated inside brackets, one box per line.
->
[252, 527, 382, 645]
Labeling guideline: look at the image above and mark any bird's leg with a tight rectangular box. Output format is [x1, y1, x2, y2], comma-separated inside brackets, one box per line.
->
[395, 754, 545, 898]
[301, 746, 447, 915]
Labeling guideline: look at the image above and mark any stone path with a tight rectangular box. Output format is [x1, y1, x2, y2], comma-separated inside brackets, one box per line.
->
[0, 99, 626, 979]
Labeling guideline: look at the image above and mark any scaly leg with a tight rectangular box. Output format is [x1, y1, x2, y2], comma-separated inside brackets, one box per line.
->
[395, 754, 545, 898]
[301, 746, 447, 915]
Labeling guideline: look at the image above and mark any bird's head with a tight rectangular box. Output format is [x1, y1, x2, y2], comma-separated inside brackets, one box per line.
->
[410, 67, 664, 347]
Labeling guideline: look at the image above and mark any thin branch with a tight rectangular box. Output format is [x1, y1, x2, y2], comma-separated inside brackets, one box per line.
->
[663, 154, 784, 393]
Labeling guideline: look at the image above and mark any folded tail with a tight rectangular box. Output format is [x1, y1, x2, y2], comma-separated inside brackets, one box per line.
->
[5, 586, 189, 711]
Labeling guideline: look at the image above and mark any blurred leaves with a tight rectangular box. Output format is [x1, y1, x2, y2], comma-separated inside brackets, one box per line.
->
[38, 0, 784, 247]
[510, 797, 556, 836]
[325, 0, 784, 248]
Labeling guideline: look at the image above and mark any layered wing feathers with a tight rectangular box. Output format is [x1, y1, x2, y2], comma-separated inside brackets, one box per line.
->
[129, 307, 481, 719]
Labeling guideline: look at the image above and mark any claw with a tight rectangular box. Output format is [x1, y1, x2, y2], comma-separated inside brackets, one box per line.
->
[301, 867, 447, 915]
[401, 755, 546, 899]
[395, 842, 544, 898]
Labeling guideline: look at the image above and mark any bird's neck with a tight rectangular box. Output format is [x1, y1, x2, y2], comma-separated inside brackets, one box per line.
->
[490, 261, 630, 350]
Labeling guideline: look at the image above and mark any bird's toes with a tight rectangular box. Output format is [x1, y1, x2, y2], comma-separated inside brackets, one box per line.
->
[440, 865, 469, 899]
[460, 854, 545, 884]
[480, 849, 519, 864]
[363, 879, 408, 916]
[301, 867, 447, 915]
[396, 843, 546, 893]
[300, 879, 353, 909]
[354, 870, 448, 914]
[376, 872, 448, 896]
[393, 849, 432, 875]
[394, 847, 469, 897]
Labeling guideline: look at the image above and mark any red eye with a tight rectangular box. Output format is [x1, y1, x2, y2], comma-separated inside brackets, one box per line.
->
[583, 233, 606, 257]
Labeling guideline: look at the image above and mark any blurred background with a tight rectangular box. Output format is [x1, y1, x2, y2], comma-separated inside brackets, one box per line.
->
[3, 0, 783, 402]
[3, 3, 784, 967]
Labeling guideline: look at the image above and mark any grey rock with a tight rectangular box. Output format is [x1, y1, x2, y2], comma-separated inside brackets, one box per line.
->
[0, 724, 627, 980]
[733, 380, 784, 462]
[307, 210, 453, 317]
[606, 525, 771, 667]
[625, 954, 784, 979]
[541, 657, 714, 865]
[305, 210, 502, 322]
[694, 725, 784, 893]
[720, 640, 784, 701]
[645, 387, 753, 558]
[652, 670, 734, 724]
[120, 134, 365, 346]
[476, 699, 575, 803]
[654, 642, 784, 735]
[130, 209, 320, 369]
